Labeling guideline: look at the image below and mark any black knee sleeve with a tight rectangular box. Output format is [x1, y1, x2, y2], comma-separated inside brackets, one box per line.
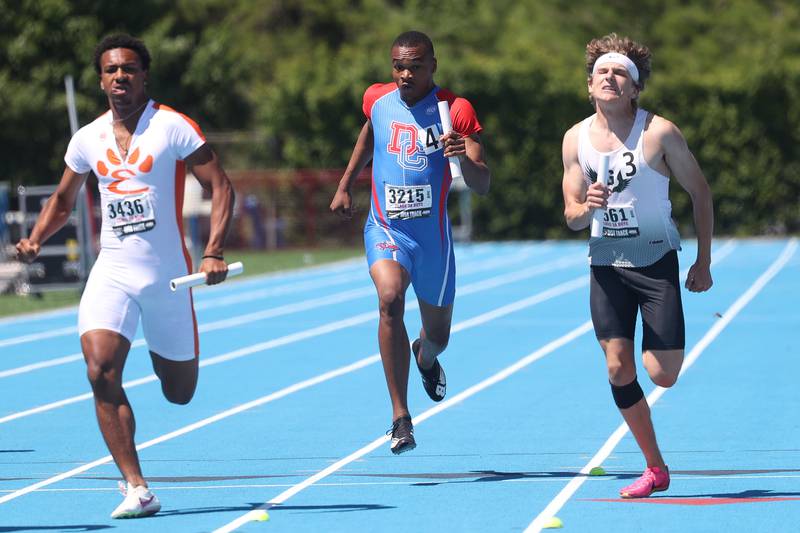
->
[610, 378, 644, 409]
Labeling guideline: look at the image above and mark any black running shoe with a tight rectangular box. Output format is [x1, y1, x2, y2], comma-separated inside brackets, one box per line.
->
[388, 415, 416, 455]
[413, 339, 446, 402]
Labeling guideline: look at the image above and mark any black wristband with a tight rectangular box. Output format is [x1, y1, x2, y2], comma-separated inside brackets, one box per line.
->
[202, 254, 224, 261]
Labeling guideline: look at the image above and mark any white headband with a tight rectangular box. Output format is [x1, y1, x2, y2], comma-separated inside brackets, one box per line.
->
[592, 52, 639, 83]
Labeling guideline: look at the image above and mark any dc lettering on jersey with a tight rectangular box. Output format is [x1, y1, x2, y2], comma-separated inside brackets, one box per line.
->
[386, 121, 443, 171]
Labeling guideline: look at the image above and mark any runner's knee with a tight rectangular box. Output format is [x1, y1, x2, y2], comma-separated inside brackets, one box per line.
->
[606, 357, 636, 385]
[649, 369, 679, 388]
[161, 381, 196, 405]
[86, 358, 120, 395]
[610, 377, 644, 409]
[643, 349, 683, 388]
[603, 341, 635, 385]
[377, 287, 405, 319]
[151, 355, 197, 404]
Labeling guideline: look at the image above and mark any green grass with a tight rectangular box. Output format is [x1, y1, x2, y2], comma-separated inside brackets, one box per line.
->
[0, 246, 363, 318]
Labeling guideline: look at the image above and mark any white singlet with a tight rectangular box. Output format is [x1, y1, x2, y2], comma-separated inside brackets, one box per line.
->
[65, 100, 205, 360]
[578, 108, 681, 267]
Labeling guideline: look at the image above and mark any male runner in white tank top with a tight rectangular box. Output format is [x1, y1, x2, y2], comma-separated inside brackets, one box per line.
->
[561, 34, 713, 498]
[16, 34, 235, 518]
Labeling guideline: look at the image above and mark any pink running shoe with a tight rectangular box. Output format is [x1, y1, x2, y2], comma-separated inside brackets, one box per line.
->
[619, 466, 670, 498]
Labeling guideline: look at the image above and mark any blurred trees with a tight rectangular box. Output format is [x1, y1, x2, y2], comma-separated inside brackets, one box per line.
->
[1, 0, 797, 237]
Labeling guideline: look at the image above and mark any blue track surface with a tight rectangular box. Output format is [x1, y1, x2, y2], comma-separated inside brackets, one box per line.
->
[0, 238, 797, 532]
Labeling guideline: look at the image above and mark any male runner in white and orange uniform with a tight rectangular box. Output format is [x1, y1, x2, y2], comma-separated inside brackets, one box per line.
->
[330, 31, 490, 454]
[16, 34, 234, 518]
[562, 33, 713, 499]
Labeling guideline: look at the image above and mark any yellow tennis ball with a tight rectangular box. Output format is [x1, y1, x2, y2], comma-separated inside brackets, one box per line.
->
[251, 510, 270, 522]
[543, 516, 563, 529]
[589, 466, 606, 476]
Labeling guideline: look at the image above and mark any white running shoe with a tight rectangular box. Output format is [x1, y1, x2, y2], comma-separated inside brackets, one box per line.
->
[110, 482, 161, 519]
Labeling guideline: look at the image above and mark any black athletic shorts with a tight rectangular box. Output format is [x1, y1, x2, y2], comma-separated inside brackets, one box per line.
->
[589, 250, 685, 350]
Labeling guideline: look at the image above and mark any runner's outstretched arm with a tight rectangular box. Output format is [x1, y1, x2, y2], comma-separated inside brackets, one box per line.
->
[331, 120, 374, 218]
[186, 144, 235, 285]
[659, 120, 713, 292]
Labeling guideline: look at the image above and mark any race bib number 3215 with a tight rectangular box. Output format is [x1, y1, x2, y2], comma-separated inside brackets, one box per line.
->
[385, 184, 432, 220]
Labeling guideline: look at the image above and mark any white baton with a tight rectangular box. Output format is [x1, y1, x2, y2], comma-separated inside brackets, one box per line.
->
[590, 154, 610, 238]
[437, 100, 463, 179]
[169, 261, 244, 291]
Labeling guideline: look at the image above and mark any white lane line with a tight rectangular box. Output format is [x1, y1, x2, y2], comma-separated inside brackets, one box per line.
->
[0, 258, 365, 329]
[0, 256, 585, 421]
[6, 471, 800, 496]
[0, 271, 589, 505]
[193, 272, 367, 310]
[0, 326, 79, 349]
[0, 253, 582, 380]
[213, 320, 595, 532]
[0, 241, 738, 419]
[0, 245, 545, 349]
[0, 272, 366, 351]
[211, 240, 740, 531]
[524, 238, 797, 532]
[0, 287, 371, 379]
[196, 244, 551, 311]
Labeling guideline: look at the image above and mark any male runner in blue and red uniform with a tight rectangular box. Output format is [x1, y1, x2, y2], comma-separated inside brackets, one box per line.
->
[330, 31, 490, 454]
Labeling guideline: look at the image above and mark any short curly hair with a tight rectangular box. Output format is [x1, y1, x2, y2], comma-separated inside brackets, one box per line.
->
[585, 33, 651, 90]
[392, 31, 435, 57]
[93, 34, 151, 74]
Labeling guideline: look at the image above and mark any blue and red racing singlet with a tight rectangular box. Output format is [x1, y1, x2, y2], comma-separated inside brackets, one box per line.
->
[362, 83, 482, 306]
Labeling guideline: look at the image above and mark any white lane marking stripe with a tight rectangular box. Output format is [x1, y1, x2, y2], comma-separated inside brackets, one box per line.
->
[0, 255, 586, 421]
[0, 252, 583, 380]
[213, 240, 741, 531]
[0, 258, 365, 328]
[0, 271, 589, 505]
[0, 326, 78, 349]
[524, 238, 796, 532]
[213, 320, 595, 532]
[0, 244, 545, 349]
[7, 471, 800, 495]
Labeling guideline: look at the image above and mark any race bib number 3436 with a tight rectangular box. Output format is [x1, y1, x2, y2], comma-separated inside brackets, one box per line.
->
[385, 184, 432, 220]
[105, 192, 156, 236]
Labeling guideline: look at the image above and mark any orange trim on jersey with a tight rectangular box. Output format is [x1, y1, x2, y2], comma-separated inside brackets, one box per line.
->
[152, 102, 206, 141]
[174, 160, 199, 356]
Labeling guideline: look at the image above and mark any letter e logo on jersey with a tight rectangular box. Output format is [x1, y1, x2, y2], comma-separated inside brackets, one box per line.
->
[97, 147, 154, 195]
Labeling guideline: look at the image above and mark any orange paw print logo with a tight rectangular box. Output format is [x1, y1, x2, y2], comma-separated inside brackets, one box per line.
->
[96, 148, 154, 195]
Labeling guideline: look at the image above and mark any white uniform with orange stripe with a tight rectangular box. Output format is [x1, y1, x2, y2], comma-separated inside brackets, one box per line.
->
[65, 100, 203, 360]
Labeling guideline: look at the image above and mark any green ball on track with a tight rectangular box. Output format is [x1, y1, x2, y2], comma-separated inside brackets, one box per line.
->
[589, 466, 606, 476]
[251, 509, 270, 522]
